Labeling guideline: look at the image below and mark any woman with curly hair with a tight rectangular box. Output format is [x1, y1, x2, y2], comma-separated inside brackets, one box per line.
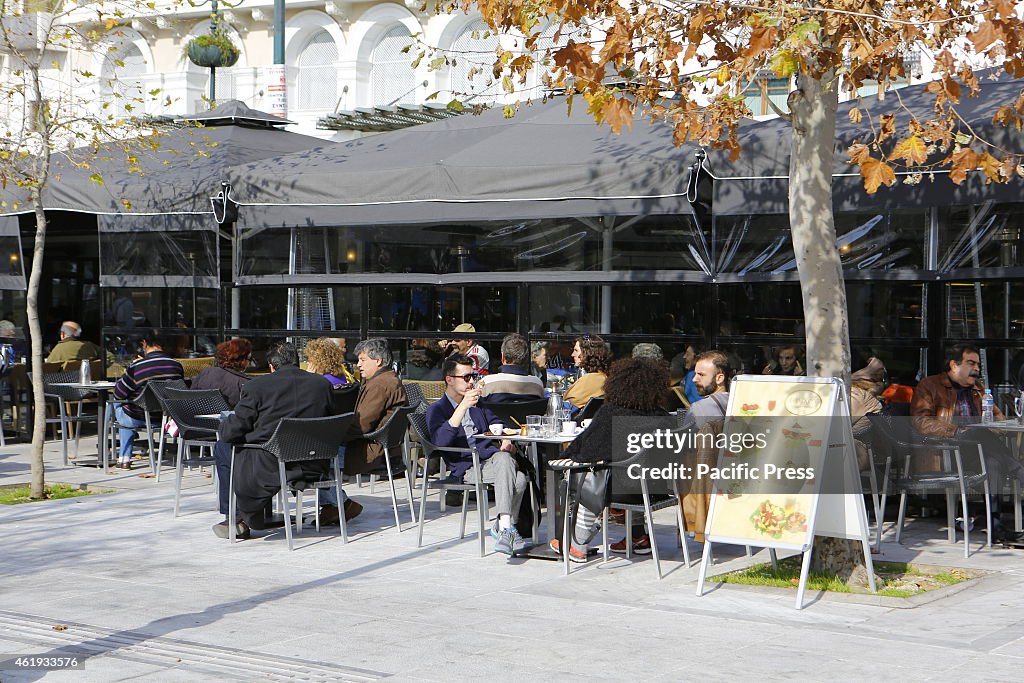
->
[191, 338, 252, 408]
[564, 334, 612, 408]
[550, 357, 670, 561]
[304, 337, 353, 385]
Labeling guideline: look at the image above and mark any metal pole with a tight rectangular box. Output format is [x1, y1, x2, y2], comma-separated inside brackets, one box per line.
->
[274, 0, 285, 64]
[209, 0, 218, 105]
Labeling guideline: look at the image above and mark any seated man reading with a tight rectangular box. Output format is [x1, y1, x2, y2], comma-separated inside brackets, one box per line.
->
[426, 354, 529, 556]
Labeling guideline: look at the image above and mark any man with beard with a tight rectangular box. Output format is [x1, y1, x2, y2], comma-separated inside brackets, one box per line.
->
[681, 350, 732, 429]
[912, 343, 1024, 541]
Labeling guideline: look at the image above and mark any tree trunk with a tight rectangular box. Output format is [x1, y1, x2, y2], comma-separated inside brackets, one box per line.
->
[787, 72, 869, 587]
[28, 194, 48, 500]
[787, 72, 850, 382]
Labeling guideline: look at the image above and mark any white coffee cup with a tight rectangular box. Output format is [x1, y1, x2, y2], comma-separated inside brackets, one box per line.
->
[561, 420, 576, 435]
[489, 423, 504, 435]
[581, 419, 593, 429]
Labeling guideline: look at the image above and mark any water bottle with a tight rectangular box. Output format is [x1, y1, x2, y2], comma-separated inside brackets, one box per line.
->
[981, 389, 994, 424]
[79, 359, 91, 385]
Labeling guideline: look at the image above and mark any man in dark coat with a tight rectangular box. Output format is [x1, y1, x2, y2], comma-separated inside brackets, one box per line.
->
[214, 341, 334, 539]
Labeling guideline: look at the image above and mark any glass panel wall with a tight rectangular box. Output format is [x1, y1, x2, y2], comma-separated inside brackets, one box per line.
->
[368, 286, 516, 332]
[939, 204, 1024, 271]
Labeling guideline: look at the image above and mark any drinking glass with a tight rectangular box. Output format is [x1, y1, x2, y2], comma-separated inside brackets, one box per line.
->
[1015, 392, 1023, 424]
[526, 415, 542, 437]
[542, 416, 558, 437]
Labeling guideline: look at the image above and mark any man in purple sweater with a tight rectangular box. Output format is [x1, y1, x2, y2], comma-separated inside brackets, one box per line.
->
[111, 330, 184, 469]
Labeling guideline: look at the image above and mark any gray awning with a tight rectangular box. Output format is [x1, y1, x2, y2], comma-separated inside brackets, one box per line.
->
[708, 71, 1024, 215]
[228, 96, 698, 228]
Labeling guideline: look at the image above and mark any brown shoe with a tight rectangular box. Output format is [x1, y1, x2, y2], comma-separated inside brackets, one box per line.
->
[344, 499, 363, 522]
[319, 504, 341, 526]
[117, 461, 133, 471]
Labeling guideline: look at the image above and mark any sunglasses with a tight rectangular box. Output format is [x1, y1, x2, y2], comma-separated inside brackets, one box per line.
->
[448, 373, 480, 381]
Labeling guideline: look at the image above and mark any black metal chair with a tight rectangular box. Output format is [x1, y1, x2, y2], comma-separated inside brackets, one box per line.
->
[479, 397, 549, 429]
[573, 396, 605, 424]
[552, 423, 694, 579]
[402, 382, 427, 413]
[409, 411, 490, 557]
[41, 371, 98, 466]
[329, 383, 360, 416]
[360, 405, 418, 532]
[869, 413, 992, 558]
[145, 380, 190, 478]
[161, 391, 230, 517]
[228, 413, 355, 550]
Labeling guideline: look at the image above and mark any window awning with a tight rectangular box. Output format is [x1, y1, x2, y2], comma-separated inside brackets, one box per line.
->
[317, 104, 469, 132]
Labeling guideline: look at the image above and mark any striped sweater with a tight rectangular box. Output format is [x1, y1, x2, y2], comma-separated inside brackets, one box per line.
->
[113, 351, 185, 419]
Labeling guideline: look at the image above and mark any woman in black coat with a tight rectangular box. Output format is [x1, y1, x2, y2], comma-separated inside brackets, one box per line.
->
[553, 357, 670, 561]
[191, 338, 252, 408]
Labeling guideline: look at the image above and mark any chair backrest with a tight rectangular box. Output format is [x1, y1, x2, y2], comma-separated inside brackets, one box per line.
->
[574, 396, 605, 423]
[365, 404, 416, 450]
[136, 378, 188, 412]
[262, 412, 355, 463]
[408, 411, 439, 457]
[161, 393, 229, 439]
[162, 387, 230, 413]
[179, 356, 215, 379]
[479, 397, 548, 427]
[148, 379, 190, 404]
[329, 383, 360, 415]
[402, 381, 425, 409]
[42, 371, 92, 401]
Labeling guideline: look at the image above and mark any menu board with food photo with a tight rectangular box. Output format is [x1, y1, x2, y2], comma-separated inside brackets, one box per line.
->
[704, 376, 837, 549]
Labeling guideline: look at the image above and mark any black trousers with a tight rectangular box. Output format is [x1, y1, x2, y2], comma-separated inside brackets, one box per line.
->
[231, 446, 328, 528]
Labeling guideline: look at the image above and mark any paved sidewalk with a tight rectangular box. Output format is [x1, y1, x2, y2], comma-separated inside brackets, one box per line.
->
[1, 438, 1023, 681]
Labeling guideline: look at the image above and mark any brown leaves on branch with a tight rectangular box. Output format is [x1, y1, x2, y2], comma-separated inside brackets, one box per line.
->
[474, 0, 1024, 196]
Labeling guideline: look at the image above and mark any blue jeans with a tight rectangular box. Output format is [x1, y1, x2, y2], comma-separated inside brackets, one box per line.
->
[319, 446, 347, 506]
[114, 404, 146, 460]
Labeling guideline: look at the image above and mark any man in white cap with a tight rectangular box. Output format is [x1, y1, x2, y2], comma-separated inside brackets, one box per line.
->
[440, 323, 490, 374]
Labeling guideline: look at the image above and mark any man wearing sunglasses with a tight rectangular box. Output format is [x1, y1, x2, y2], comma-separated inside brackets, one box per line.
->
[426, 354, 529, 556]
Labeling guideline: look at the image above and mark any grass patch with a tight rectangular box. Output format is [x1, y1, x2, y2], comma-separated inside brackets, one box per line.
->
[0, 483, 99, 505]
[720, 557, 972, 597]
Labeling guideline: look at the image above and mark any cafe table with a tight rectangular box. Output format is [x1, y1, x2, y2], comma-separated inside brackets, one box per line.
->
[961, 419, 1024, 532]
[47, 381, 117, 471]
[471, 428, 581, 558]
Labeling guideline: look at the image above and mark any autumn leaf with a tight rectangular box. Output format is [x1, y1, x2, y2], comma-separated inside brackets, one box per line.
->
[121, 198, 133, 210]
[888, 136, 928, 165]
[848, 107, 862, 124]
[743, 26, 778, 60]
[949, 147, 979, 184]
[859, 158, 897, 193]
[601, 98, 633, 134]
[848, 143, 871, 164]
[877, 114, 895, 143]
[969, 21, 997, 53]
[88, 173, 104, 186]
[978, 152, 1001, 182]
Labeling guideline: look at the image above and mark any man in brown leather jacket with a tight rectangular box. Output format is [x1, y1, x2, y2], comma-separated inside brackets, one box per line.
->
[911, 344, 1002, 438]
[911, 343, 1024, 534]
[319, 338, 408, 525]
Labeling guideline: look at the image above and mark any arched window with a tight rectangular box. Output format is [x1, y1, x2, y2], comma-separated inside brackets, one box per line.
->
[449, 20, 500, 102]
[370, 25, 416, 106]
[102, 43, 146, 118]
[296, 29, 338, 111]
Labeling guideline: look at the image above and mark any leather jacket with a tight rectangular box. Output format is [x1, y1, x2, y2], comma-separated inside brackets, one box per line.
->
[910, 372, 1002, 439]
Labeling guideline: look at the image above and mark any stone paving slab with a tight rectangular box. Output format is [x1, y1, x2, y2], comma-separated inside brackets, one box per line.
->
[1, 439, 1024, 680]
